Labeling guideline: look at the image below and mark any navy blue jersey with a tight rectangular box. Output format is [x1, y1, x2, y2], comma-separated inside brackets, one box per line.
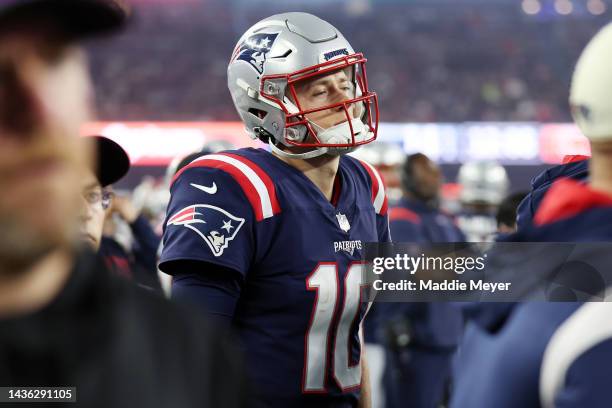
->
[386, 197, 464, 347]
[99, 215, 163, 293]
[516, 157, 589, 230]
[451, 178, 612, 408]
[389, 197, 465, 244]
[160, 148, 390, 406]
[381, 197, 464, 408]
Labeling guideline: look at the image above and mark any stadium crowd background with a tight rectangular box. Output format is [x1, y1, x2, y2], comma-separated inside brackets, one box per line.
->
[87, 0, 609, 123]
[80, 0, 610, 241]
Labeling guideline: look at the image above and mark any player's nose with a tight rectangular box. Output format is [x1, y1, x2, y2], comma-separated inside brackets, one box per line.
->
[0, 60, 45, 140]
[331, 85, 348, 103]
[328, 85, 351, 113]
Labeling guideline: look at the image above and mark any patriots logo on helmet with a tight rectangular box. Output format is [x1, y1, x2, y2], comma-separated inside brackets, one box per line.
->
[232, 32, 280, 74]
[167, 204, 245, 257]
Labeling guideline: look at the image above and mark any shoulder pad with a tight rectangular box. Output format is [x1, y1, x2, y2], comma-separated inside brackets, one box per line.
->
[353, 158, 388, 216]
[172, 152, 281, 221]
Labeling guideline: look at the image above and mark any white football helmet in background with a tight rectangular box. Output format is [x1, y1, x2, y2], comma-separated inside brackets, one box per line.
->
[457, 161, 510, 206]
[570, 22, 612, 141]
[456, 161, 510, 241]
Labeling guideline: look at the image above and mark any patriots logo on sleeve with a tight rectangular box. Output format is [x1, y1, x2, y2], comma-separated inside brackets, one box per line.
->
[167, 204, 245, 257]
[231, 32, 279, 74]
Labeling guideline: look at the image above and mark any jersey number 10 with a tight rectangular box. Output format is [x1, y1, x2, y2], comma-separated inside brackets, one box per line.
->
[303, 262, 366, 393]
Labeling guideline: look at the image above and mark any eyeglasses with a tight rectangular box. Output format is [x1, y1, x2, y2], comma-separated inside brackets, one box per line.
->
[83, 189, 114, 210]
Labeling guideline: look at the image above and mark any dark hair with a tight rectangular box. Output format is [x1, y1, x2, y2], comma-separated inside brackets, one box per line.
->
[401, 153, 428, 193]
[496, 191, 528, 228]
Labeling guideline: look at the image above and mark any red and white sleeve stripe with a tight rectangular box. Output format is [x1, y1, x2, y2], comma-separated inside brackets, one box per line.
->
[358, 160, 388, 216]
[171, 153, 281, 221]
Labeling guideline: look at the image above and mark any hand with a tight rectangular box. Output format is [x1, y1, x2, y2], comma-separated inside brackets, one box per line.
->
[358, 347, 372, 408]
[111, 194, 140, 224]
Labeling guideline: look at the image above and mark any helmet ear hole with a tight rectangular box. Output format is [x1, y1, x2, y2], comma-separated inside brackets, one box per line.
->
[248, 108, 268, 119]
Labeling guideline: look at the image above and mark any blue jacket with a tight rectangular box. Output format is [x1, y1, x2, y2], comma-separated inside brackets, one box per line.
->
[451, 178, 612, 408]
[516, 158, 589, 230]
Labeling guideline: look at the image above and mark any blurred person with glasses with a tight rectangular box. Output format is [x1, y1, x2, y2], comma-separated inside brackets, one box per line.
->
[86, 137, 164, 292]
[80, 136, 127, 251]
[83, 188, 115, 211]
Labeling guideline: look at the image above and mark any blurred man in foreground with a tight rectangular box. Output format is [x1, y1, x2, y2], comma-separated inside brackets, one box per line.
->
[0, 1, 242, 406]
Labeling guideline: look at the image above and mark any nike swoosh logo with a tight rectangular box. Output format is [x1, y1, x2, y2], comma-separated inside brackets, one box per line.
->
[191, 182, 217, 194]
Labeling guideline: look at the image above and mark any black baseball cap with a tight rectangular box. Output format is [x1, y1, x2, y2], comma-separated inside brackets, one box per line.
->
[91, 135, 130, 187]
[0, 0, 129, 39]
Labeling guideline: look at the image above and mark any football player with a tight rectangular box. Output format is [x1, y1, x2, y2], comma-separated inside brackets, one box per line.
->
[450, 23, 612, 408]
[391, 153, 464, 243]
[456, 160, 509, 241]
[160, 12, 388, 408]
[383, 152, 464, 408]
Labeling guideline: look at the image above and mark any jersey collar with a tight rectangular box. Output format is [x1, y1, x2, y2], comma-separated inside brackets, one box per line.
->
[330, 174, 342, 207]
[535, 178, 612, 226]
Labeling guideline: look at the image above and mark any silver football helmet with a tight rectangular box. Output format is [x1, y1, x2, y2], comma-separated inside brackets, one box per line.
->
[227, 12, 379, 159]
[457, 161, 509, 206]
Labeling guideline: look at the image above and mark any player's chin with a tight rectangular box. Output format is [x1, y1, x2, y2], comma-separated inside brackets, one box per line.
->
[325, 145, 358, 156]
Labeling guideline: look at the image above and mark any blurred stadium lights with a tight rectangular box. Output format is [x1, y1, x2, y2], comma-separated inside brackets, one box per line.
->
[555, 0, 574, 14]
[519, 0, 608, 16]
[232, 0, 541, 4]
[84, 121, 590, 166]
[138, 0, 606, 5]
[345, 0, 372, 16]
[587, 0, 607, 14]
[522, 0, 542, 14]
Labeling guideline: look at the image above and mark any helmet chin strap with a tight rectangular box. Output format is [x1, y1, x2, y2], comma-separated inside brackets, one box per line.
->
[270, 116, 372, 160]
[317, 119, 370, 155]
[268, 139, 329, 160]
[314, 119, 366, 142]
